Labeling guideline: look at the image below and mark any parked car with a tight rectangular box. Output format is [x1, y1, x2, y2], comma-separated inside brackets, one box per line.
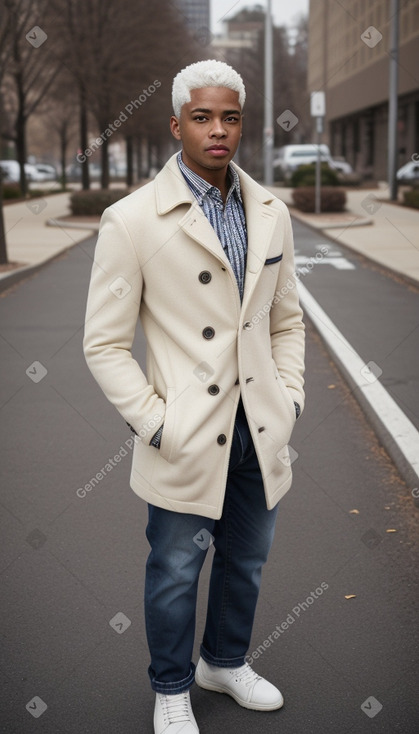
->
[0, 159, 44, 183]
[396, 160, 419, 184]
[34, 163, 57, 181]
[331, 156, 353, 175]
[273, 144, 333, 180]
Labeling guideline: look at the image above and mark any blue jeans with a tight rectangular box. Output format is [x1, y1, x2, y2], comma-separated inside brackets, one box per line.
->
[144, 398, 279, 694]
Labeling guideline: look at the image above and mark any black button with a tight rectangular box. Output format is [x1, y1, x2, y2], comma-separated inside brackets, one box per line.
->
[202, 326, 215, 339]
[243, 321, 252, 330]
[217, 434, 227, 445]
[258, 426, 265, 433]
[208, 384, 220, 395]
[199, 270, 212, 284]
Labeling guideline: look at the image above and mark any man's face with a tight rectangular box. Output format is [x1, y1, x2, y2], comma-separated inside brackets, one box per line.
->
[170, 86, 242, 178]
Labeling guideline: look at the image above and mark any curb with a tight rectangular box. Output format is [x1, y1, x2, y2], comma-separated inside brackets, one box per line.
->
[46, 217, 100, 231]
[0, 229, 96, 294]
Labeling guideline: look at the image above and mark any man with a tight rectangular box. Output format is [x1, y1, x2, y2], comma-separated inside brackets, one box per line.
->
[84, 59, 305, 733]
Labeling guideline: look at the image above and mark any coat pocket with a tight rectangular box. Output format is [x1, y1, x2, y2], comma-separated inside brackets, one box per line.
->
[272, 360, 296, 423]
[158, 387, 177, 463]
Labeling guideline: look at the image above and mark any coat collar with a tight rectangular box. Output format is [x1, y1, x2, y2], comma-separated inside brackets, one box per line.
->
[154, 152, 276, 214]
[154, 153, 281, 310]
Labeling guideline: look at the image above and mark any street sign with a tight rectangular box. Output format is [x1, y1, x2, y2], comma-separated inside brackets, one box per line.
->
[310, 91, 326, 117]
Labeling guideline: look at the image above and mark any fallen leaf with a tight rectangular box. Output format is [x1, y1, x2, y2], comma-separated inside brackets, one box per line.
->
[349, 509, 359, 514]
[328, 384, 336, 389]
[345, 595, 356, 599]
[384, 506, 391, 510]
[386, 528, 397, 533]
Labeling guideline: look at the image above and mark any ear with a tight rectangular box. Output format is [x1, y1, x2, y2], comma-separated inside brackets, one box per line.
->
[170, 115, 181, 141]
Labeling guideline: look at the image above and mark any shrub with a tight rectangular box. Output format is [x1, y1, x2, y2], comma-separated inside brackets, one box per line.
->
[291, 163, 340, 188]
[403, 188, 419, 209]
[292, 186, 347, 213]
[2, 183, 22, 199]
[70, 189, 129, 216]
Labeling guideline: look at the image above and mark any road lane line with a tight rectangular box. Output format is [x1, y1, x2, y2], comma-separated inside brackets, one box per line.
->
[297, 281, 419, 492]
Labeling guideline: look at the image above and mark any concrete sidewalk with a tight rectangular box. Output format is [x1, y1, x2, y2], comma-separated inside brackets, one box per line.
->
[1, 192, 100, 288]
[2, 184, 419, 289]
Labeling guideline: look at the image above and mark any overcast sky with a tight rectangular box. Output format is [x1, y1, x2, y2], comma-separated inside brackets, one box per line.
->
[210, 0, 309, 33]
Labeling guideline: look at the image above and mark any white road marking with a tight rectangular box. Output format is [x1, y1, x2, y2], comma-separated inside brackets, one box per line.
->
[295, 254, 355, 271]
[297, 281, 419, 487]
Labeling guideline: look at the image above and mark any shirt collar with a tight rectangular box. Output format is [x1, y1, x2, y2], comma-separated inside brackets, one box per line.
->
[177, 151, 243, 206]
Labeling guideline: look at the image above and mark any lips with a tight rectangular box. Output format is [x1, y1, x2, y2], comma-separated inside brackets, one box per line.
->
[206, 145, 229, 152]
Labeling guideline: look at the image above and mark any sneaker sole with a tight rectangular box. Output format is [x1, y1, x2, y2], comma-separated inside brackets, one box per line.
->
[195, 670, 284, 711]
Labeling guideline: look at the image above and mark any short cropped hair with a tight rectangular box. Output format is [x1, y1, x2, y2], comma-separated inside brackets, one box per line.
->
[172, 60, 246, 118]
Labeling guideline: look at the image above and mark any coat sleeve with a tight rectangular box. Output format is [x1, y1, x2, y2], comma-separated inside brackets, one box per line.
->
[83, 205, 165, 442]
[270, 201, 305, 413]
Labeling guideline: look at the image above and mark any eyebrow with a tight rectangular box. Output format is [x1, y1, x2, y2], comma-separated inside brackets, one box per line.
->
[190, 107, 241, 115]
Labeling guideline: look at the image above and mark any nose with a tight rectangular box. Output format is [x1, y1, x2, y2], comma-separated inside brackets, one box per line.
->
[209, 118, 227, 138]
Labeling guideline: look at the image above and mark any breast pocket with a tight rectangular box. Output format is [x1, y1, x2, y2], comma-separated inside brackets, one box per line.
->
[264, 253, 283, 266]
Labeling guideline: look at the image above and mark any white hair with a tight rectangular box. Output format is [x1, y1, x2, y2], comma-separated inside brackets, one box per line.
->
[172, 60, 246, 118]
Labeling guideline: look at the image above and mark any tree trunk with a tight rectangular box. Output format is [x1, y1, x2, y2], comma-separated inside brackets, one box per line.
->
[79, 83, 90, 190]
[60, 129, 67, 191]
[126, 135, 133, 187]
[16, 79, 27, 196]
[100, 136, 109, 189]
[136, 137, 143, 180]
[0, 168, 8, 265]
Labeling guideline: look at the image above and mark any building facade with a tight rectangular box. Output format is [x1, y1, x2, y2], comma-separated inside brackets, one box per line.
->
[307, 0, 419, 179]
[174, 0, 210, 34]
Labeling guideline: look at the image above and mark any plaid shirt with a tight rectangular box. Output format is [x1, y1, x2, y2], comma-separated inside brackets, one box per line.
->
[177, 151, 248, 301]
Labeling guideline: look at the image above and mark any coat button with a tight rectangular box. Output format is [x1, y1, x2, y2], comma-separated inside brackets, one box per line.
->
[258, 426, 265, 433]
[217, 434, 227, 445]
[243, 321, 252, 330]
[208, 384, 219, 395]
[199, 270, 212, 284]
[202, 326, 215, 339]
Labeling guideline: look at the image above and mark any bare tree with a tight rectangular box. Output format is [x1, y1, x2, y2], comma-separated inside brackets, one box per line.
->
[2, 0, 62, 195]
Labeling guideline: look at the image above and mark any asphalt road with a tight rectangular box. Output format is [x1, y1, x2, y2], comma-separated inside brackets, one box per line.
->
[291, 217, 419, 432]
[0, 231, 418, 733]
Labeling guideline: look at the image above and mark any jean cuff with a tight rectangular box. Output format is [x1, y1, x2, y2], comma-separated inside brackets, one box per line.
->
[148, 662, 196, 693]
[200, 644, 245, 669]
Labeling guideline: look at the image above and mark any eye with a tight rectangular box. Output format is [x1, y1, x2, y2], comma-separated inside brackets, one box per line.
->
[225, 116, 240, 123]
[193, 115, 208, 122]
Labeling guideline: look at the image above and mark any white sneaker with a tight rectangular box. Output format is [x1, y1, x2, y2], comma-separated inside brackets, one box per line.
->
[154, 690, 199, 733]
[195, 658, 284, 711]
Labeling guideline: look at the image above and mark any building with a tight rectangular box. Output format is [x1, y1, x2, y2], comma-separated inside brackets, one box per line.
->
[307, 0, 419, 180]
[174, 0, 210, 35]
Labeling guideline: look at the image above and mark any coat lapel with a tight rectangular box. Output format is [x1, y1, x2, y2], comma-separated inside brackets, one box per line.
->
[154, 154, 280, 306]
[155, 153, 231, 268]
[235, 166, 279, 310]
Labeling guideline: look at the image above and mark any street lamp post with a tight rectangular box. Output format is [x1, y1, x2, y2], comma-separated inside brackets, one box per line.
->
[388, 0, 399, 201]
[264, 0, 273, 185]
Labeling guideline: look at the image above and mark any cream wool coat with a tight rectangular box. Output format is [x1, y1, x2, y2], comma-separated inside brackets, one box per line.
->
[83, 153, 305, 519]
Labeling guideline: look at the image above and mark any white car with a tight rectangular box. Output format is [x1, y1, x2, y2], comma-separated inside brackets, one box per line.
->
[273, 144, 333, 180]
[0, 159, 43, 183]
[34, 163, 57, 181]
[331, 156, 353, 175]
[396, 160, 419, 184]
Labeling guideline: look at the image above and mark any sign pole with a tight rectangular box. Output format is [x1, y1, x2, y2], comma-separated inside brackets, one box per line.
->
[311, 91, 326, 215]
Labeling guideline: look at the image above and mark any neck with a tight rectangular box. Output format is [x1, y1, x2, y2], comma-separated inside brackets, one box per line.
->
[181, 153, 230, 203]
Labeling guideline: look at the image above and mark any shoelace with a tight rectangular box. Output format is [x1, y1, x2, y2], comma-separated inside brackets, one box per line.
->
[230, 663, 262, 688]
[162, 692, 191, 723]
